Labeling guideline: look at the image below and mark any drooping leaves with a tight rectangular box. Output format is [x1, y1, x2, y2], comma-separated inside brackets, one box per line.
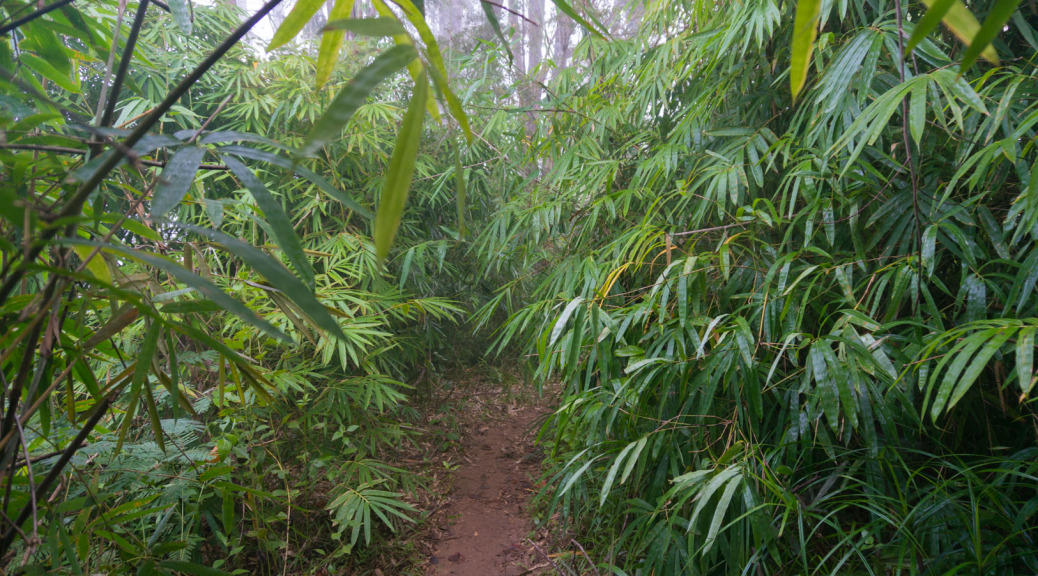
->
[299, 44, 417, 158]
[151, 145, 205, 218]
[374, 72, 428, 262]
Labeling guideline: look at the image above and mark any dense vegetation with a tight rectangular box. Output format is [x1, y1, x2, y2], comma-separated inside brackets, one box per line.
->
[1, 0, 1036, 574]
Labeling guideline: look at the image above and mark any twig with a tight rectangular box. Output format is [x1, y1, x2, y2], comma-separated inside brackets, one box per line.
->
[0, 143, 230, 169]
[480, 0, 538, 26]
[570, 538, 600, 576]
[99, 0, 151, 129]
[894, 0, 922, 310]
[0, 0, 287, 307]
[671, 222, 748, 237]
[187, 94, 232, 144]
[528, 538, 565, 576]
[0, 0, 74, 36]
[13, 419, 38, 552]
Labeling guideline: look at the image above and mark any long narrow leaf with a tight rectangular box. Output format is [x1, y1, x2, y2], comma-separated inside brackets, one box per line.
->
[374, 72, 428, 261]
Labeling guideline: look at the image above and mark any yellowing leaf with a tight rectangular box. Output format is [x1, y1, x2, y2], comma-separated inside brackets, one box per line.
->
[790, 0, 822, 101]
[72, 245, 112, 285]
[920, 0, 998, 65]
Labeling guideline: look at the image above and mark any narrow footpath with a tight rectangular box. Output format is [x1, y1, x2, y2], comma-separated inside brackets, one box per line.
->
[424, 388, 550, 576]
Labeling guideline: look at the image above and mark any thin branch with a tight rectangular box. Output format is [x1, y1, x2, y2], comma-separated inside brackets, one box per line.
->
[894, 0, 922, 311]
[571, 538, 601, 576]
[480, 0, 538, 26]
[13, 419, 38, 549]
[527, 538, 565, 576]
[0, 0, 74, 36]
[0, 143, 229, 170]
[0, 0, 287, 307]
[99, 0, 151, 129]
[0, 394, 113, 555]
[671, 222, 749, 237]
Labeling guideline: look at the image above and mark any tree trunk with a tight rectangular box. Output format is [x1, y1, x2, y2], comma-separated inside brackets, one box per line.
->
[553, 8, 574, 71]
[510, 0, 525, 93]
[523, 0, 543, 137]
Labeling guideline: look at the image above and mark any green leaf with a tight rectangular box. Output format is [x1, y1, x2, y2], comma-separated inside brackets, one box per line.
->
[548, 0, 609, 39]
[907, 0, 956, 55]
[909, 80, 927, 147]
[324, 17, 405, 36]
[453, 140, 467, 237]
[922, 224, 938, 276]
[314, 0, 357, 89]
[388, 0, 471, 141]
[66, 239, 288, 341]
[704, 473, 742, 553]
[479, 1, 513, 62]
[152, 146, 204, 218]
[946, 328, 1013, 414]
[267, 0, 326, 51]
[217, 145, 373, 219]
[374, 72, 428, 262]
[1017, 328, 1034, 398]
[920, 0, 997, 64]
[550, 297, 585, 346]
[299, 44, 417, 158]
[224, 155, 315, 289]
[71, 245, 112, 285]
[168, 0, 193, 35]
[118, 320, 161, 452]
[181, 224, 346, 341]
[790, 0, 822, 101]
[959, 0, 1020, 70]
[20, 53, 80, 93]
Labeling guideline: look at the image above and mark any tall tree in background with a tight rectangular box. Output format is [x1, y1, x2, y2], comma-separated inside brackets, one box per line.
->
[553, 8, 574, 69]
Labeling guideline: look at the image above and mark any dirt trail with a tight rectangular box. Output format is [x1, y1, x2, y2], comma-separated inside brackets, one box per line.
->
[425, 395, 548, 576]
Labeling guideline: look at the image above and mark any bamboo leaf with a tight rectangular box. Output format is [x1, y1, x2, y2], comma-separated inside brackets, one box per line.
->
[959, 0, 1019, 70]
[168, 0, 193, 35]
[267, 0, 327, 51]
[324, 17, 405, 37]
[704, 474, 742, 553]
[181, 224, 346, 341]
[66, 239, 288, 341]
[299, 44, 417, 158]
[1017, 328, 1034, 398]
[909, 80, 927, 147]
[790, 0, 822, 101]
[217, 145, 373, 219]
[117, 320, 161, 452]
[374, 72, 428, 262]
[907, 0, 956, 55]
[152, 146, 204, 218]
[551, 297, 585, 346]
[548, 0, 609, 39]
[920, 0, 998, 64]
[224, 155, 315, 290]
[479, 0, 513, 62]
[314, 0, 357, 89]
[453, 140, 467, 237]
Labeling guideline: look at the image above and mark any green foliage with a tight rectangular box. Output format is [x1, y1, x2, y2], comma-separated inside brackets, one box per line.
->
[0, 0, 488, 572]
[480, 0, 1038, 574]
